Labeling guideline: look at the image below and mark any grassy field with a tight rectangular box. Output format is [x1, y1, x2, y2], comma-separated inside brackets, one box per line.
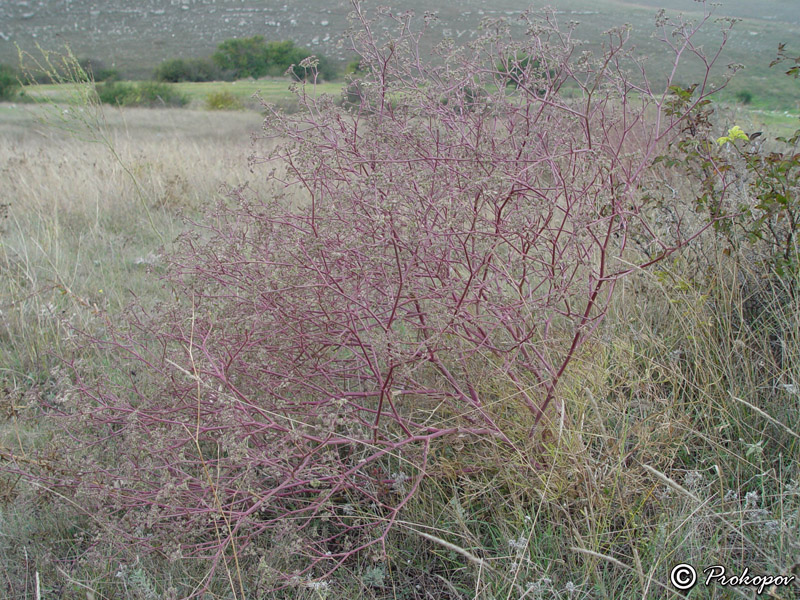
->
[18, 79, 347, 111]
[0, 104, 266, 369]
[15, 78, 800, 146]
[173, 80, 344, 104]
[0, 106, 276, 598]
[1, 83, 799, 599]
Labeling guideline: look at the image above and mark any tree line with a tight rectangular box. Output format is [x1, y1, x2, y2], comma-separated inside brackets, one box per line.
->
[153, 36, 338, 82]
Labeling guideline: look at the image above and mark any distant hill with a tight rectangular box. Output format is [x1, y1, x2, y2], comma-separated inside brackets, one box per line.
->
[2, 0, 799, 108]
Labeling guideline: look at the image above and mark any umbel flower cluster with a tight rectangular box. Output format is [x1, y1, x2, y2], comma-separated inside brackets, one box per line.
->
[26, 1, 735, 594]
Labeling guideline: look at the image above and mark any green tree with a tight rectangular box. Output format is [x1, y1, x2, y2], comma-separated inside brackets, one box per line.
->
[264, 40, 302, 75]
[0, 64, 20, 101]
[213, 37, 338, 81]
[153, 57, 222, 82]
[497, 52, 555, 96]
[78, 57, 119, 82]
[212, 35, 269, 79]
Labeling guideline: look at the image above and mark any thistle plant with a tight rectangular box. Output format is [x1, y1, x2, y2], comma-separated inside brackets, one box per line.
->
[10, 1, 737, 594]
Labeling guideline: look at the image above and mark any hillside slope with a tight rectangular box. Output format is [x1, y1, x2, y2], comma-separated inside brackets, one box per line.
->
[2, 0, 798, 107]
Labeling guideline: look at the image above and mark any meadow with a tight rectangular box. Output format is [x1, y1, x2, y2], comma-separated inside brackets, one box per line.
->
[20, 80, 346, 111]
[1, 7, 800, 600]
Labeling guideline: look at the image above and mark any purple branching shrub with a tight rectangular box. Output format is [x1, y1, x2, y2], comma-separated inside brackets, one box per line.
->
[11, 2, 739, 595]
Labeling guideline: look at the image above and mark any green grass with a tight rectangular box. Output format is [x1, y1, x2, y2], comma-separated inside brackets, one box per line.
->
[173, 79, 345, 102]
[714, 70, 800, 113]
[173, 79, 345, 107]
[19, 79, 347, 110]
[746, 111, 800, 139]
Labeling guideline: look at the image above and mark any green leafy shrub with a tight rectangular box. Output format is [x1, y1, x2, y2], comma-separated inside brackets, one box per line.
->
[264, 40, 337, 80]
[205, 90, 243, 110]
[735, 89, 754, 104]
[135, 81, 188, 107]
[95, 81, 134, 105]
[78, 58, 119, 82]
[344, 57, 363, 75]
[0, 64, 20, 101]
[724, 125, 799, 278]
[153, 57, 224, 82]
[212, 35, 270, 79]
[95, 80, 187, 107]
[212, 36, 337, 80]
[497, 51, 555, 94]
[262, 39, 305, 77]
[340, 79, 366, 111]
[666, 49, 800, 280]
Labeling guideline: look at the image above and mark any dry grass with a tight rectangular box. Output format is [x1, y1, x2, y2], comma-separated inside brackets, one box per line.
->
[0, 104, 284, 599]
[0, 104, 266, 367]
